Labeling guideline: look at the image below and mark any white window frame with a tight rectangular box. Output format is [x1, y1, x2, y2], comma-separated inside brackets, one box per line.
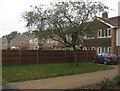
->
[98, 28, 111, 38]
[91, 47, 96, 50]
[87, 47, 91, 50]
[105, 29, 108, 37]
[83, 47, 87, 50]
[98, 47, 102, 54]
[107, 28, 111, 37]
[98, 47, 106, 54]
[108, 47, 112, 53]
[98, 30, 102, 38]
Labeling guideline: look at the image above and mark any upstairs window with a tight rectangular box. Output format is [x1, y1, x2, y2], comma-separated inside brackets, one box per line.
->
[98, 28, 111, 38]
[98, 30, 102, 37]
[107, 29, 111, 37]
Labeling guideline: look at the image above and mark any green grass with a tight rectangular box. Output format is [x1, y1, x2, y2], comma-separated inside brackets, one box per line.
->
[2, 62, 113, 83]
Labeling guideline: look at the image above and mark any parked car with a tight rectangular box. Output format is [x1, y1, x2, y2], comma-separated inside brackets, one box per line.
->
[93, 53, 119, 65]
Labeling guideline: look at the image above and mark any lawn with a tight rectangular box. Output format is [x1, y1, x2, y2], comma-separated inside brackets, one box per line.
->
[2, 62, 113, 83]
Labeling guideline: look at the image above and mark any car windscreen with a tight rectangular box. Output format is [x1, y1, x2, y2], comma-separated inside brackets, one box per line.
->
[110, 54, 117, 58]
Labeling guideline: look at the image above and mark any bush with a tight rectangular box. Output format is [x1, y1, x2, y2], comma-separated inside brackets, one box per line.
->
[100, 78, 113, 89]
[114, 76, 120, 85]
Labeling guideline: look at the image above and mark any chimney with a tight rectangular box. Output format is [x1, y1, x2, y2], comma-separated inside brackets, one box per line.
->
[102, 11, 108, 19]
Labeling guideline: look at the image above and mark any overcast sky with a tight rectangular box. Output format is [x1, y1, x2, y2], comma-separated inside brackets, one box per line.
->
[0, 0, 119, 38]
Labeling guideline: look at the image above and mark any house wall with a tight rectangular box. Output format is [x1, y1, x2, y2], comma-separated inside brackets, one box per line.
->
[116, 28, 120, 46]
[29, 37, 39, 50]
[111, 28, 118, 54]
[10, 34, 29, 49]
[118, 47, 120, 56]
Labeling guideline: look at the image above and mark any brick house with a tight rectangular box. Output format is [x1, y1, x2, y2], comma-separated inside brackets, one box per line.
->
[82, 12, 120, 55]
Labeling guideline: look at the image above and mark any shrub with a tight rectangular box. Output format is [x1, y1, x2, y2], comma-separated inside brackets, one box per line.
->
[114, 76, 120, 85]
[100, 78, 113, 89]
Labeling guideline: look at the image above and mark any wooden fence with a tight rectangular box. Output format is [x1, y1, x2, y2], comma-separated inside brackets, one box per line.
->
[2, 50, 96, 65]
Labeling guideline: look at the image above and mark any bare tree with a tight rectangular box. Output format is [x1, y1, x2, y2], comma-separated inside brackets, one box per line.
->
[23, 1, 107, 66]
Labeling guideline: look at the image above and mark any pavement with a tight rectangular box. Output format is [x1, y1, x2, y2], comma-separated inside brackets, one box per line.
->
[2, 65, 119, 89]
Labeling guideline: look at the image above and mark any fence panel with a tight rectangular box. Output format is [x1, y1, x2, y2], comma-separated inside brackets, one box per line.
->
[52, 50, 65, 63]
[38, 50, 52, 64]
[66, 51, 74, 63]
[21, 50, 37, 64]
[2, 50, 96, 65]
[77, 50, 96, 61]
[2, 50, 20, 65]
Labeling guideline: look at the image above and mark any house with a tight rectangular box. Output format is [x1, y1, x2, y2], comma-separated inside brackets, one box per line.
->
[26, 30, 61, 50]
[2, 36, 8, 49]
[2, 31, 20, 49]
[82, 12, 120, 56]
[23, 31, 57, 50]
[28, 34, 39, 50]
[10, 34, 29, 50]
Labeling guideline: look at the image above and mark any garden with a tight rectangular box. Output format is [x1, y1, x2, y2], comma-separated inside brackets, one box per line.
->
[2, 62, 113, 83]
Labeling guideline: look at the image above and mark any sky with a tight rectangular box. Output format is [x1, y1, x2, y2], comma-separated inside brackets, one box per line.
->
[0, 0, 119, 38]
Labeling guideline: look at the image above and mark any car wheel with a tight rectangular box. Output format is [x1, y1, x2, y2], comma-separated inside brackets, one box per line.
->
[104, 61, 107, 65]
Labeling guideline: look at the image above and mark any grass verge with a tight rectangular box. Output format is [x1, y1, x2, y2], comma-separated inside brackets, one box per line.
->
[2, 62, 113, 83]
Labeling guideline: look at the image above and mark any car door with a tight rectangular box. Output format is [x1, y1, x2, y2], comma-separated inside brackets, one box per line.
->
[98, 54, 104, 63]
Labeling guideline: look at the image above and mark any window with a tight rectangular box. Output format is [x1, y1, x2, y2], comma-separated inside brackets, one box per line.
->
[107, 29, 111, 37]
[83, 47, 87, 50]
[98, 47, 101, 54]
[102, 30, 104, 37]
[98, 28, 111, 38]
[87, 47, 90, 50]
[101, 47, 105, 53]
[98, 30, 102, 37]
[98, 47, 105, 54]
[108, 47, 112, 53]
[105, 29, 107, 37]
[91, 47, 96, 50]
[98, 47, 112, 54]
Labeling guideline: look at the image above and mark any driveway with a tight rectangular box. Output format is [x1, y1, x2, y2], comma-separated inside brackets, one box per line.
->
[2, 65, 119, 89]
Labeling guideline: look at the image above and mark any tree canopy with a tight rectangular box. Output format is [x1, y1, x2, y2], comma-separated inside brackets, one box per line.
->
[22, 0, 108, 66]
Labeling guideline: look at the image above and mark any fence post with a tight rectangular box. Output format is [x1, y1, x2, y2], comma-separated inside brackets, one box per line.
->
[65, 50, 66, 63]
[52, 50, 53, 63]
[36, 50, 38, 64]
[19, 50, 21, 64]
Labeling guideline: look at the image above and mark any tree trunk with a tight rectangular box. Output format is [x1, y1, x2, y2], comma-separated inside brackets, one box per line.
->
[73, 46, 79, 67]
[7, 40, 10, 50]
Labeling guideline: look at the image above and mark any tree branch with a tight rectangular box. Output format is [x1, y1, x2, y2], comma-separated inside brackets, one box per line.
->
[50, 36, 70, 47]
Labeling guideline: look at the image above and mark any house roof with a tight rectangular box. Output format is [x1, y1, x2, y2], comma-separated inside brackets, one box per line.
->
[95, 16, 120, 28]
[109, 16, 120, 27]
[10, 34, 29, 43]
[82, 38, 111, 47]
